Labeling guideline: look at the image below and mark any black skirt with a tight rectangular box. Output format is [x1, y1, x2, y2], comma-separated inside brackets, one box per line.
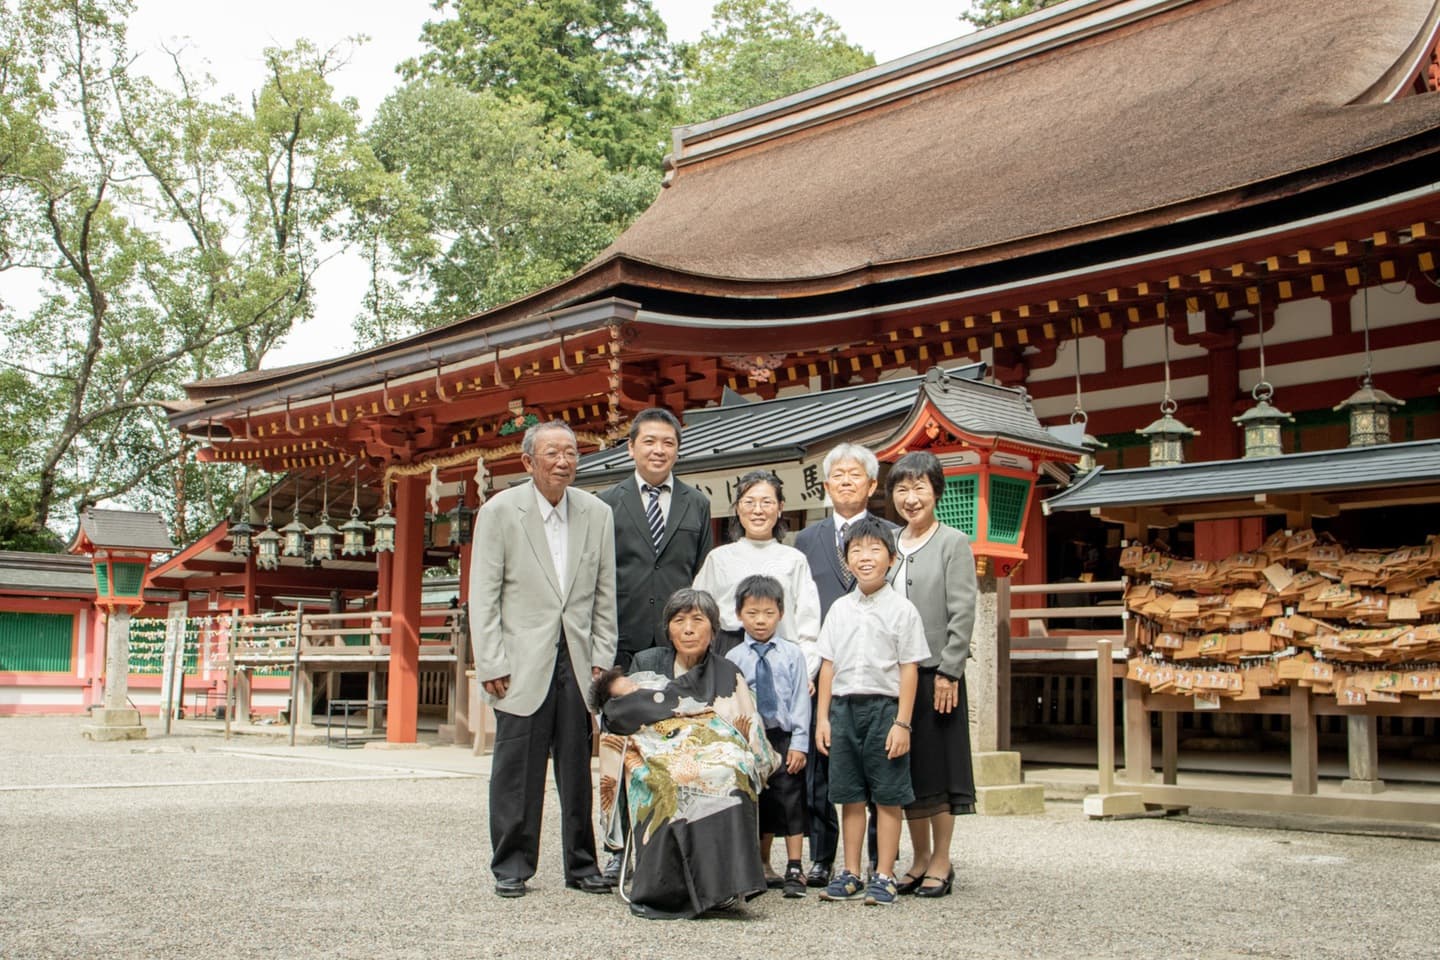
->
[905, 668, 976, 819]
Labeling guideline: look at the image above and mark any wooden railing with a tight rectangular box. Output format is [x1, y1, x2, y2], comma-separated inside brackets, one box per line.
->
[1006, 579, 1127, 658]
[215, 609, 464, 742]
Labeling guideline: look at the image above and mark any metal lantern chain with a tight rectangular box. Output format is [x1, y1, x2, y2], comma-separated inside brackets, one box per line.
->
[1070, 326, 1087, 427]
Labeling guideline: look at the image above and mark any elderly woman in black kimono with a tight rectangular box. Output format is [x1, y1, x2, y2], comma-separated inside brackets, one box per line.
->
[593, 588, 777, 919]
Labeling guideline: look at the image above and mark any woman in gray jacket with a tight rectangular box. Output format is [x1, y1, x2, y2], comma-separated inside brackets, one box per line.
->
[885, 451, 977, 899]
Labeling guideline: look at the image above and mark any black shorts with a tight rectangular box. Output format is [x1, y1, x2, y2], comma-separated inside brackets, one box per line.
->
[759, 728, 809, 837]
[827, 695, 914, 808]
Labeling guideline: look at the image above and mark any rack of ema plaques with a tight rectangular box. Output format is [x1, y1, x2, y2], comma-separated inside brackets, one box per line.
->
[1113, 528, 1440, 822]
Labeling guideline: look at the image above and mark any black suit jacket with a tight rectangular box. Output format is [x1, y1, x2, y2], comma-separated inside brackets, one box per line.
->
[794, 513, 901, 619]
[599, 474, 713, 660]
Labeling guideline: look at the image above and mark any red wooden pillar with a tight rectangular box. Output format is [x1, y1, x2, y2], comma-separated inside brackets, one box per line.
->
[241, 551, 257, 616]
[1194, 330, 1242, 561]
[388, 475, 424, 743]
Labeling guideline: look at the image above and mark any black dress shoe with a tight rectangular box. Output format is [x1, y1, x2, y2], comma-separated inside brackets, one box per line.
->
[494, 877, 527, 898]
[805, 862, 832, 888]
[566, 874, 613, 894]
[914, 868, 954, 899]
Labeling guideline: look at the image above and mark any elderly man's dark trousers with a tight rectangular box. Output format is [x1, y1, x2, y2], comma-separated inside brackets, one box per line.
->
[489, 646, 599, 883]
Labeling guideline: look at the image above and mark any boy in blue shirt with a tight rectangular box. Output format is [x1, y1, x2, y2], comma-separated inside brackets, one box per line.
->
[726, 574, 811, 898]
[815, 516, 929, 906]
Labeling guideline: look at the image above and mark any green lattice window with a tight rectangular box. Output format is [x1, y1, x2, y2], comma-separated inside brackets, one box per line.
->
[94, 563, 109, 596]
[111, 562, 146, 597]
[987, 475, 1032, 545]
[935, 474, 978, 537]
[0, 612, 75, 672]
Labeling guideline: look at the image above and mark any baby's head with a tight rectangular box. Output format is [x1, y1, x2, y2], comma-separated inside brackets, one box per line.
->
[589, 666, 638, 713]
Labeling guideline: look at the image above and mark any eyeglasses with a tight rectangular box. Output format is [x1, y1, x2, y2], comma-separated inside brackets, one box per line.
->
[738, 498, 779, 510]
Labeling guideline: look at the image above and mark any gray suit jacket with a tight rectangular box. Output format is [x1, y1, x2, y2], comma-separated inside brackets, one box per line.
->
[598, 474, 712, 658]
[795, 514, 900, 619]
[888, 523, 977, 679]
[468, 481, 618, 717]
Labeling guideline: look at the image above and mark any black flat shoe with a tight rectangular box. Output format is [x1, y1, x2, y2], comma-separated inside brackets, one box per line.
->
[895, 870, 926, 896]
[566, 874, 613, 894]
[914, 868, 954, 899]
[494, 877, 527, 898]
[805, 863, 832, 888]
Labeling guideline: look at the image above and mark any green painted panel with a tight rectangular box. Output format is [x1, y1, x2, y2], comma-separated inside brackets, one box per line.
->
[128, 619, 203, 676]
[935, 474, 978, 538]
[112, 562, 146, 597]
[95, 562, 109, 595]
[988, 475, 1032, 546]
[0, 612, 75, 673]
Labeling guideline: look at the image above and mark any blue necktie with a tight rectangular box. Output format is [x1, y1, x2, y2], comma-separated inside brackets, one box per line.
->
[753, 643, 778, 724]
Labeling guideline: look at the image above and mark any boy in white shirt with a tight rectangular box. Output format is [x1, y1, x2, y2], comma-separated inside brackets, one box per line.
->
[814, 516, 929, 906]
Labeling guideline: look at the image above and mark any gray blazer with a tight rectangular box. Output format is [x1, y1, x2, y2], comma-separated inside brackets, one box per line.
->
[599, 474, 712, 658]
[889, 523, 977, 679]
[467, 481, 618, 717]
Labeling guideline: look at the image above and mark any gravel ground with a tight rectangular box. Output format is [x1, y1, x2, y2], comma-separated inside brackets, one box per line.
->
[2, 717, 1437, 960]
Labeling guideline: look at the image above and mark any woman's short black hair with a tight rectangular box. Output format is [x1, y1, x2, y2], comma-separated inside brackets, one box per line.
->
[727, 469, 789, 540]
[885, 450, 945, 505]
[734, 573, 786, 615]
[662, 587, 721, 640]
[842, 515, 898, 559]
[589, 665, 627, 713]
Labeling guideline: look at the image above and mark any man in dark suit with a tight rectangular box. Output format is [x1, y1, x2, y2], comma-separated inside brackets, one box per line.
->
[793, 442, 897, 886]
[597, 407, 712, 881]
[469, 421, 617, 899]
[598, 408, 713, 668]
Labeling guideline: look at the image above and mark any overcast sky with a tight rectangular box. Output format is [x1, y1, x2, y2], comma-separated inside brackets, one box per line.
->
[113, 2, 978, 367]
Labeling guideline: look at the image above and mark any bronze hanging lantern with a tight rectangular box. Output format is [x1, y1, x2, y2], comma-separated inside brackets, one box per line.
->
[255, 486, 281, 571]
[1334, 265, 1404, 446]
[279, 475, 307, 558]
[229, 515, 253, 557]
[308, 476, 339, 562]
[371, 480, 397, 554]
[1137, 313, 1198, 466]
[1233, 307, 1292, 458]
[339, 463, 369, 556]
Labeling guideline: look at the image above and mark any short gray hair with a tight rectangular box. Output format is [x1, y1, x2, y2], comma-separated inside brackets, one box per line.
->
[522, 420, 577, 458]
[662, 588, 721, 641]
[822, 443, 879, 480]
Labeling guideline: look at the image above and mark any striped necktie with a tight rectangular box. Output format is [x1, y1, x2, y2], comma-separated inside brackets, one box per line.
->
[642, 483, 667, 553]
[836, 520, 855, 589]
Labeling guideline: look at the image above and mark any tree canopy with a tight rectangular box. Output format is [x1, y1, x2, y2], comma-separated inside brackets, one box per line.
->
[961, 0, 1065, 29]
[2, 0, 880, 546]
[679, 0, 874, 124]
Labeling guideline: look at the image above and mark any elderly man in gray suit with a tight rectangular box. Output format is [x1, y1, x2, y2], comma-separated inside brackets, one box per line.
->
[469, 420, 617, 899]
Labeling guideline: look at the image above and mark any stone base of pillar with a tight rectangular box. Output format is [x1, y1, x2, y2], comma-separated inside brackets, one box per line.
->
[1082, 792, 1147, 818]
[81, 707, 148, 742]
[362, 740, 430, 751]
[1340, 778, 1386, 795]
[972, 750, 1045, 815]
[976, 783, 1046, 815]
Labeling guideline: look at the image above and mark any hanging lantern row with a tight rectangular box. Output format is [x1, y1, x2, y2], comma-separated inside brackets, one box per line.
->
[233, 468, 399, 562]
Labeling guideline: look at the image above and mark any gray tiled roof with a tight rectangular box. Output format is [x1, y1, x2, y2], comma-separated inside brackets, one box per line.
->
[72, 509, 174, 552]
[907, 369, 1086, 455]
[0, 551, 96, 595]
[1043, 438, 1440, 513]
[576, 363, 985, 481]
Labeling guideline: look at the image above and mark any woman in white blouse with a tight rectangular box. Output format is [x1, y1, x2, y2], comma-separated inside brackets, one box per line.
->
[692, 470, 822, 677]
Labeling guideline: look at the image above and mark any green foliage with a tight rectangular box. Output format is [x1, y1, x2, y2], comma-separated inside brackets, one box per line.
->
[961, 0, 1064, 29]
[0, 0, 383, 543]
[357, 79, 656, 343]
[679, 0, 874, 124]
[402, 0, 680, 170]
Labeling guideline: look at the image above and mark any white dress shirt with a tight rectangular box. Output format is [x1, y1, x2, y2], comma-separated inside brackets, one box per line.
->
[534, 485, 569, 591]
[816, 582, 930, 698]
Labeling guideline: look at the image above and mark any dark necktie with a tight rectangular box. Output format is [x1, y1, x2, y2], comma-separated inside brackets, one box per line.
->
[753, 642, 778, 724]
[642, 483, 667, 553]
[836, 520, 855, 589]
